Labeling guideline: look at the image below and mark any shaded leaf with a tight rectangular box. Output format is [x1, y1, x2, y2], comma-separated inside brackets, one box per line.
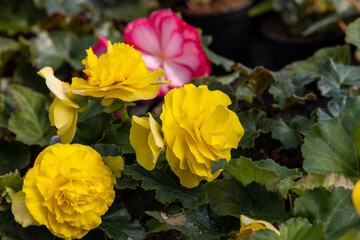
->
[92, 144, 121, 157]
[345, 18, 360, 51]
[2, 223, 53, 240]
[294, 187, 360, 240]
[290, 173, 354, 197]
[0, 139, 30, 175]
[147, 205, 237, 240]
[42, 0, 86, 17]
[317, 59, 360, 97]
[237, 109, 274, 148]
[250, 218, 325, 240]
[76, 112, 114, 145]
[272, 115, 316, 149]
[207, 178, 285, 221]
[8, 85, 54, 146]
[290, 45, 351, 75]
[316, 96, 354, 121]
[101, 121, 134, 154]
[100, 206, 146, 240]
[125, 165, 206, 209]
[302, 96, 360, 177]
[249, 66, 274, 97]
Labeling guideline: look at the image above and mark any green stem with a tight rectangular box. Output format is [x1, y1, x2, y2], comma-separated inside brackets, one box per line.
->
[118, 105, 130, 122]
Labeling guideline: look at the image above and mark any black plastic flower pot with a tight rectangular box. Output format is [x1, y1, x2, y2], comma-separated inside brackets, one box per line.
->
[178, 0, 255, 74]
[260, 14, 345, 71]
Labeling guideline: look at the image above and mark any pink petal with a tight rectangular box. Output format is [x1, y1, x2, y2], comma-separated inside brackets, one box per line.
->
[142, 53, 162, 70]
[163, 61, 192, 87]
[159, 17, 184, 58]
[124, 18, 161, 55]
[149, 8, 177, 33]
[93, 36, 109, 57]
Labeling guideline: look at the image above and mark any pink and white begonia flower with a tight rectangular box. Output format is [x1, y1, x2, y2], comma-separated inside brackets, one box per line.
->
[124, 8, 211, 95]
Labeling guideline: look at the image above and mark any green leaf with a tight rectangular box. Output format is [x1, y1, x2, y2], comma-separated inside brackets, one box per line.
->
[78, 100, 106, 121]
[290, 45, 351, 75]
[211, 158, 227, 174]
[207, 178, 285, 221]
[100, 206, 146, 240]
[92, 144, 121, 157]
[317, 59, 360, 97]
[290, 173, 354, 197]
[76, 112, 114, 145]
[144, 218, 170, 234]
[316, 96, 354, 121]
[28, 31, 98, 71]
[101, 121, 134, 154]
[8, 85, 55, 146]
[253, 159, 302, 181]
[0, 139, 30, 175]
[115, 175, 139, 190]
[235, 86, 255, 103]
[250, 218, 326, 240]
[249, 66, 274, 97]
[0, 37, 19, 65]
[294, 187, 360, 240]
[0, 172, 23, 193]
[237, 109, 274, 148]
[124, 165, 206, 209]
[2, 224, 53, 240]
[42, 0, 85, 17]
[272, 115, 316, 149]
[302, 96, 360, 176]
[346, 18, 360, 51]
[147, 205, 236, 240]
[224, 157, 279, 191]
[269, 72, 318, 109]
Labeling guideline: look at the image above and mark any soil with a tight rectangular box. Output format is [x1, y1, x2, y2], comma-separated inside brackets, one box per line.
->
[175, 0, 251, 15]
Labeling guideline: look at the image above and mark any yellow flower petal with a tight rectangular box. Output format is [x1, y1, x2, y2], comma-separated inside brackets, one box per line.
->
[130, 114, 164, 170]
[237, 215, 280, 239]
[38, 67, 79, 109]
[11, 191, 39, 228]
[353, 180, 360, 215]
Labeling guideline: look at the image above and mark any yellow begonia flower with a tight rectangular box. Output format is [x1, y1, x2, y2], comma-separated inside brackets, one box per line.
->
[130, 113, 164, 170]
[237, 215, 280, 239]
[21, 144, 116, 239]
[11, 190, 39, 228]
[160, 84, 244, 188]
[352, 180, 360, 214]
[38, 67, 84, 143]
[71, 42, 166, 106]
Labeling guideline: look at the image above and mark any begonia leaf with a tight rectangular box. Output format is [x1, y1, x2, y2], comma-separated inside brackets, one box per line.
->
[1, 224, 53, 240]
[317, 59, 360, 97]
[269, 72, 318, 109]
[144, 218, 171, 234]
[290, 173, 354, 197]
[76, 112, 114, 145]
[147, 205, 238, 240]
[207, 178, 285, 221]
[250, 218, 326, 240]
[0, 37, 19, 66]
[253, 159, 302, 181]
[42, 0, 85, 17]
[0, 139, 30, 175]
[237, 109, 274, 148]
[302, 96, 360, 177]
[101, 121, 134, 154]
[28, 31, 98, 71]
[224, 157, 279, 191]
[316, 96, 354, 122]
[294, 187, 360, 240]
[345, 18, 360, 51]
[115, 175, 139, 190]
[8, 85, 55, 146]
[13, 63, 49, 95]
[124, 165, 206, 209]
[272, 115, 316, 149]
[100, 206, 146, 240]
[290, 45, 351, 75]
[92, 144, 122, 157]
[0, 172, 23, 193]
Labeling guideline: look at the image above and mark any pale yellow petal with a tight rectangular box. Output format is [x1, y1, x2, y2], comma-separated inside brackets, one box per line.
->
[11, 191, 39, 228]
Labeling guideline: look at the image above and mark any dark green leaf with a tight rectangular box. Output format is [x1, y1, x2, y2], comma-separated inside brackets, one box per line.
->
[272, 115, 316, 149]
[76, 112, 114, 145]
[294, 187, 360, 240]
[290, 45, 351, 75]
[253, 159, 302, 181]
[125, 165, 206, 209]
[0, 139, 30, 174]
[211, 158, 227, 174]
[115, 175, 139, 190]
[317, 59, 360, 97]
[43, 0, 85, 17]
[316, 96, 354, 122]
[0, 172, 23, 193]
[207, 179, 285, 221]
[92, 144, 121, 157]
[2, 223, 53, 240]
[8, 85, 55, 146]
[238, 109, 274, 148]
[250, 218, 326, 240]
[224, 157, 279, 191]
[101, 121, 134, 154]
[249, 66, 274, 97]
[290, 173, 354, 197]
[100, 206, 146, 240]
[302, 96, 360, 176]
[147, 205, 238, 239]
